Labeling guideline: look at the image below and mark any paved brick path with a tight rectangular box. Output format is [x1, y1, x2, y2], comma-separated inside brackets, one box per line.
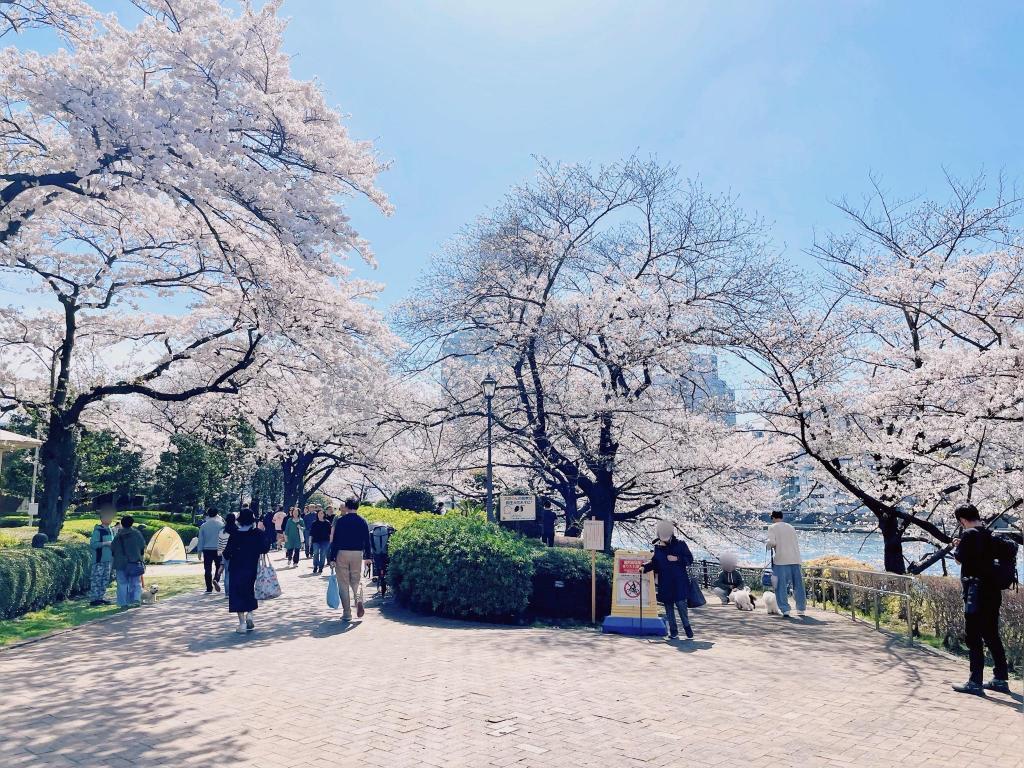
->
[1, 553, 1021, 768]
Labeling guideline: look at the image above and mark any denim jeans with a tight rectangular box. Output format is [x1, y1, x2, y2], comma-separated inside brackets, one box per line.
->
[312, 541, 330, 572]
[664, 599, 690, 636]
[772, 563, 807, 615]
[222, 559, 231, 595]
[115, 569, 142, 607]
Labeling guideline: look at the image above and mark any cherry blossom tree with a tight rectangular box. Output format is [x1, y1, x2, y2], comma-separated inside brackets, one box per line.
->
[400, 157, 779, 548]
[735, 175, 1024, 573]
[0, 0, 391, 538]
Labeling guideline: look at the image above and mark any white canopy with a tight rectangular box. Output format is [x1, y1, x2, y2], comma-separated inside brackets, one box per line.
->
[0, 429, 42, 451]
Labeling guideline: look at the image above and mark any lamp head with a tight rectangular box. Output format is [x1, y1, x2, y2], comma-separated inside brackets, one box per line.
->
[481, 373, 497, 399]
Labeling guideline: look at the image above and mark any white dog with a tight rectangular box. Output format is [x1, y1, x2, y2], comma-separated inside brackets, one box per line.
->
[140, 584, 159, 605]
[762, 589, 782, 615]
[730, 586, 755, 611]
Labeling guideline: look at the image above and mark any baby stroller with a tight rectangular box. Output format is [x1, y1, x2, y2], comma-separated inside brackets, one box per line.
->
[369, 522, 396, 597]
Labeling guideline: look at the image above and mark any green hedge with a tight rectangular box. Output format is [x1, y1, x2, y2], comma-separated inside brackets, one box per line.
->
[389, 516, 535, 621]
[61, 517, 198, 547]
[530, 547, 613, 621]
[0, 541, 93, 619]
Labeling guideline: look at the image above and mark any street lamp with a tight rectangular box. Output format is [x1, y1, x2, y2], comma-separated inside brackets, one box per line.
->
[481, 373, 497, 522]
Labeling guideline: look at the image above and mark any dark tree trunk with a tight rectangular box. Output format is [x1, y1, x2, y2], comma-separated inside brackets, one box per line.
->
[877, 512, 906, 574]
[281, 453, 313, 512]
[562, 486, 583, 537]
[37, 415, 78, 541]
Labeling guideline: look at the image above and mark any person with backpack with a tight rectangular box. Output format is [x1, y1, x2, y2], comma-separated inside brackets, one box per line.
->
[110, 515, 147, 608]
[329, 498, 372, 621]
[369, 522, 396, 596]
[950, 504, 1011, 696]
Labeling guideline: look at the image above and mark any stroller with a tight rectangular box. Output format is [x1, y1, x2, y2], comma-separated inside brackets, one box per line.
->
[369, 522, 396, 597]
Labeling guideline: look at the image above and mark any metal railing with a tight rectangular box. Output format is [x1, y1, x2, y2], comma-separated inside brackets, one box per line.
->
[691, 560, 918, 645]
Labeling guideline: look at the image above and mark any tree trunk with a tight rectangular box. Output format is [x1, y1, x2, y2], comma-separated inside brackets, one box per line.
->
[562, 486, 583, 537]
[877, 512, 906, 574]
[281, 453, 312, 512]
[37, 415, 78, 541]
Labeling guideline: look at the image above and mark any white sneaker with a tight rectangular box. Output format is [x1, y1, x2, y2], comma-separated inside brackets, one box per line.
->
[236, 623, 246, 634]
[246, 614, 255, 631]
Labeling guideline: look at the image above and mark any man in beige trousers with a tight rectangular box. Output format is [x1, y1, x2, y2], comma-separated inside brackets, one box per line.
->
[329, 498, 372, 620]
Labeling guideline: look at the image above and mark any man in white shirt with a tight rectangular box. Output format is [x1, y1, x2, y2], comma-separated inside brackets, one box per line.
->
[767, 510, 806, 618]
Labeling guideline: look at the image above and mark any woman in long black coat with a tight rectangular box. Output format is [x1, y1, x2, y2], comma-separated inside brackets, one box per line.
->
[641, 519, 695, 640]
[223, 509, 271, 634]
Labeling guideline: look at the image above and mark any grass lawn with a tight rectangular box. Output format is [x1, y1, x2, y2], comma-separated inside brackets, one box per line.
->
[0, 573, 204, 647]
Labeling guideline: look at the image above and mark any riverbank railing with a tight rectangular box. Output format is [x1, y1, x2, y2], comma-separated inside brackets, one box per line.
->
[690, 560, 917, 645]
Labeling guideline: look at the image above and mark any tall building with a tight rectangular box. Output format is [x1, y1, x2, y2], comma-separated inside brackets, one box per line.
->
[681, 353, 737, 426]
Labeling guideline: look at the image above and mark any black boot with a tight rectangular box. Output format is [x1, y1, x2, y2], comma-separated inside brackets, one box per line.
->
[983, 679, 1011, 694]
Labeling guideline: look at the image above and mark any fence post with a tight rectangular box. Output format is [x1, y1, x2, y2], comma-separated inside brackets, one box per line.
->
[905, 595, 913, 646]
[833, 581, 839, 614]
[873, 592, 880, 631]
[701, 560, 710, 589]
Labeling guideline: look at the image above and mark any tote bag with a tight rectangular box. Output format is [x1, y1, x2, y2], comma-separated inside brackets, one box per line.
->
[326, 572, 341, 609]
[686, 577, 706, 608]
[254, 554, 282, 600]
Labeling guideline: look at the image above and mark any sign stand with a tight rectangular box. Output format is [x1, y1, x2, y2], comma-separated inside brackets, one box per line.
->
[601, 549, 666, 636]
[582, 519, 604, 624]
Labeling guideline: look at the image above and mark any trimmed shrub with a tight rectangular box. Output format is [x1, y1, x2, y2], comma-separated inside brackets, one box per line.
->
[362, 507, 431, 532]
[390, 486, 437, 513]
[389, 516, 535, 621]
[529, 547, 613, 620]
[0, 541, 93, 619]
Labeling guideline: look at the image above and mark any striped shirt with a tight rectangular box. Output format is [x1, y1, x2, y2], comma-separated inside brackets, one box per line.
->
[217, 530, 231, 555]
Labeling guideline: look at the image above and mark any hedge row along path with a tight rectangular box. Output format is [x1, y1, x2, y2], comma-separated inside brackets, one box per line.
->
[0, 552, 1021, 768]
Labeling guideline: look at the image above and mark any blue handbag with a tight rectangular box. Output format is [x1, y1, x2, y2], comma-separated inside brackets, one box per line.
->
[326, 572, 341, 609]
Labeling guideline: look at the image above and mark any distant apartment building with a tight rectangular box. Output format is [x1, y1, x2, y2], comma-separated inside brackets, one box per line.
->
[679, 353, 737, 427]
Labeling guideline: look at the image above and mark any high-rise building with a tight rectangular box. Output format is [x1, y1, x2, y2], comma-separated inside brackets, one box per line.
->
[681, 353, 737, 426]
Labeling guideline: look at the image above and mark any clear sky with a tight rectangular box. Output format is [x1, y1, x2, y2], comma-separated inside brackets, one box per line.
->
[6, 0, 1023, 309]
[277, 0, 1024, 305]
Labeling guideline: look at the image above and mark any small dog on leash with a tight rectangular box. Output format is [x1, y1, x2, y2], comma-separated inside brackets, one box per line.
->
[730, 586, 755, 611]
[140, 584, 159, 605]
[762, 589, 782, 615]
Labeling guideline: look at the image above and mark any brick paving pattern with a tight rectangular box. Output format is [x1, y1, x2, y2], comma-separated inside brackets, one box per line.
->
[1, 553, 1021, 768]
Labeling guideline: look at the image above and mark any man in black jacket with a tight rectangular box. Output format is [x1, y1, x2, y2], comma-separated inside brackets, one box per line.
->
[329, 498, 372, 621]
[951, 504, 1010, 696]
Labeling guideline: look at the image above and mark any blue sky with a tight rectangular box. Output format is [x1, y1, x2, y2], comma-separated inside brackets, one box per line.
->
[278, 0, 1024, 304]
[6, 0, 1023, 309]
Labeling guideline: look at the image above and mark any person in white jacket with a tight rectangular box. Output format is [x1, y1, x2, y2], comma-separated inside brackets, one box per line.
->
[767, 510, 806, 618]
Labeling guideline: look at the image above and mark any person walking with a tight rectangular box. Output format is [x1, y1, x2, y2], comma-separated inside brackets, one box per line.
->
[110, 515, 146, 608]
[767, 511, 806, 618]
[197, 508, 225, 593]
[219, 513, 237, 597]
[951, 504, 1010, 695]
[273, 506, 287, 550]
[222, 508, 271, 634]
[641, 520, 695, 640]
[283, 507, 305, 568]
[87, 506, 116, 606]
[303, 505, 318, 559]
[261, 508, 278, 551]
[309, 509, 332, 575]
[329, 498, 372, 621]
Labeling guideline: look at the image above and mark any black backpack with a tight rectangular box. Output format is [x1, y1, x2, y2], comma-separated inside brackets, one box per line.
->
[370, 525, 393, 556]
[991, 533, 1019, 591]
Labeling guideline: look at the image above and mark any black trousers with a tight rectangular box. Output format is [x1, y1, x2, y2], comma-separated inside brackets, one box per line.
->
[965, 589, 1008, 684]
[202, 550, 223, 591]
[286, 547, 300, 565]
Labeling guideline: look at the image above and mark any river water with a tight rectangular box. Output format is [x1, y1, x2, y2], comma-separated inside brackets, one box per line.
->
[614, 528, 964, 576]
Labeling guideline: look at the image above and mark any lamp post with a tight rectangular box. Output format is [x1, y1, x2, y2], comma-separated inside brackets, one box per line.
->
[481, 373, 497, 522]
